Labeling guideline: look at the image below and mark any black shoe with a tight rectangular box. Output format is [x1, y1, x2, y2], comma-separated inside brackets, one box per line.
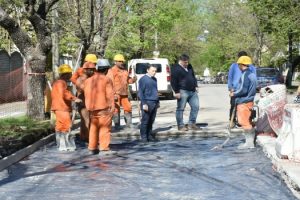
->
[139, 138, 149, 144]
[148, 134, 158, 142]
[88, 149, 100, 155]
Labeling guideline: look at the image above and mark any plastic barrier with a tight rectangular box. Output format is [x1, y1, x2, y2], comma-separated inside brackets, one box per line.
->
[257, 85, 287, 136]
[275, 104, 300, 161]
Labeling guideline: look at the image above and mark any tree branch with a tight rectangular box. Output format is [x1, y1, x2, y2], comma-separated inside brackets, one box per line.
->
[0, 6, 33, 56]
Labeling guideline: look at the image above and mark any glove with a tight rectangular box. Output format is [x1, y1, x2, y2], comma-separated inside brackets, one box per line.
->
[74, 98, 82, 103]
[114, 95, 118, 101]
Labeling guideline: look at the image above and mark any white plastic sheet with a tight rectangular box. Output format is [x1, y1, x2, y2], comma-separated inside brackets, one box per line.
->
[275, 104, 300, 162]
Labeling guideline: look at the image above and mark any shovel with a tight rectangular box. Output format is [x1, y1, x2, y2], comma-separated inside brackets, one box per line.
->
[211, 105, 236, 150]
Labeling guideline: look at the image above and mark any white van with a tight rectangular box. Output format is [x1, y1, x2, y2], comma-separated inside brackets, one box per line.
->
[128, 58, 174, 99]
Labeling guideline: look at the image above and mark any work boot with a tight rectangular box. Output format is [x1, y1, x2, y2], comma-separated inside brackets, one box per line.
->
[188, 123, 201, 130]
[113, 113, 121, 130]
[124, 112, 133, 128]
[237, 128, 255, 149]
[65, 132, 76, 151]
[58, 133, 68, 151]
[88, 149, 100, 155]
[178, 126, 188, 131]
[55, 132, 61, 148]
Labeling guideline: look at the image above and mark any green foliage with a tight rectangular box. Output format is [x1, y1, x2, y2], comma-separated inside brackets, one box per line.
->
[106, 0, 201, 61]
[0, 116, 50, 138]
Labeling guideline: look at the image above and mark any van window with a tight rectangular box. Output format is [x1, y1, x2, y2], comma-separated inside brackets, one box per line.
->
[136, 63, 162, 74]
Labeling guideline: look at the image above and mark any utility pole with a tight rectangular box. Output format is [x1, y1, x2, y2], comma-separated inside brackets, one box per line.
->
[286, 31, 293, 87]
[52, 5, 59, 78]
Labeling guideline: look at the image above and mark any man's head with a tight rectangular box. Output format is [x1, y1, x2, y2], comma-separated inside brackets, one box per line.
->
[82, 62, 96, 77]
[58, 64, 73, 80]
[96, 59, 110, 74]
[179, 53, 190, 68]
[237, 51, 248, 58]
[237, 56, 252, 71]
[147, 65, 157, 77]
[114, 54, 125, 68]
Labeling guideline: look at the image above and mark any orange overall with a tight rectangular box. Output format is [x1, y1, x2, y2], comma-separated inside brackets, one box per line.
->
[70, 64, 93, 141]
[237, 102, 254, 130]
[83, 72, 114, 151]
[106, 65, 135, 114]
[51, 79, 77, 133]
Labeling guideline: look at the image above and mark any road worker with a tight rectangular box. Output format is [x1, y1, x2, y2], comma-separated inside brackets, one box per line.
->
[51, 64, 81, 151]
[106, 54, 137, 130]
[71, 54, 97, 142]
[81, 59, 114, 155]
[229, 56, 257, 149]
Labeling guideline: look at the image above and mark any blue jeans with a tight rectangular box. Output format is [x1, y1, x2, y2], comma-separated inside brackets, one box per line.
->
[140, 101, 158, 140]
[176, 89, 199, 127]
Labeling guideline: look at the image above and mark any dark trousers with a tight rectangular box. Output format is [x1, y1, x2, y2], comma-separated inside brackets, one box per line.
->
[140, 101, 158, 140]
[229, 96, 237, 123]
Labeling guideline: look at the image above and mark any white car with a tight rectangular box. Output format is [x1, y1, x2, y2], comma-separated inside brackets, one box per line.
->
[128, 58, 174, 99]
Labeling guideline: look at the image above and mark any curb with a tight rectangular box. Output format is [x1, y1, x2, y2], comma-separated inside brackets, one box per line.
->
[0, 133, 55, 172]
[111, 128, 243, 140]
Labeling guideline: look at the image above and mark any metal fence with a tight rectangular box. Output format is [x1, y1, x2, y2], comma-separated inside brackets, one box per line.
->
[0, 49, 27, 118]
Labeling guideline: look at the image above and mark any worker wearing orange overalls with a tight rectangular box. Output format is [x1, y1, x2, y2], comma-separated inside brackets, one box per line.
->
[107, 54, 137, 130]
[81, 59, 114, 155]
[71, 54, 97, 142]
[51, 64, 81, 151]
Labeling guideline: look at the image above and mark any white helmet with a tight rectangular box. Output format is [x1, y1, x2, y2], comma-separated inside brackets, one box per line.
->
[96, 59, 111, 70]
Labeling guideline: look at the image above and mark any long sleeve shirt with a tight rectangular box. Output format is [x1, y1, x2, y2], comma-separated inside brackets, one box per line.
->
[234, 68, 257, 104]
[106, 65, 135, 96]
[138, 74, 159, 106]
[228, 63, 256, 91]
[51, 79, 77, 112]
[170, 63, 198, 93]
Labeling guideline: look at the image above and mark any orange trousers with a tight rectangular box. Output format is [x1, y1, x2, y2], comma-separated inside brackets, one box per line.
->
[54, 110, 71, 133]
[88, 112, 112, 151]
[115, 95, 132, 114]
[237, 102, 254, 130]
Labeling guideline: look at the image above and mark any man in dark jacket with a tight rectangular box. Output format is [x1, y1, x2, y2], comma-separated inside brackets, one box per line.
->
[230, 56, 257, 149]
[171, 54, 200, 131]
[228, 51, 256, 127]
[138, 65, 159, 142]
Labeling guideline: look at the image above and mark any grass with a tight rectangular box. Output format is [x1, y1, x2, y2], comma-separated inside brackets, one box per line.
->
[0, 116, 51, 139]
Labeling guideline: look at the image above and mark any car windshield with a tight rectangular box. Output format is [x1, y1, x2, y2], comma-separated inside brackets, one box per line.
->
[136, 63, 162, 74]
[257, 68, 278, 77]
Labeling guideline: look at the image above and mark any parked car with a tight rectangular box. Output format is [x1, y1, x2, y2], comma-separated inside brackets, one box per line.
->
[128, 58, 173, 99]
[256, 67, 284, 91]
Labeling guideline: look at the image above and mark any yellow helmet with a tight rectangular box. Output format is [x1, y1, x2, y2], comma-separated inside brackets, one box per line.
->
[58, 64, 72, 74]
[114, 54, 125, 62]
[84, 54, 97, 63]
[237, 56, 252, 65]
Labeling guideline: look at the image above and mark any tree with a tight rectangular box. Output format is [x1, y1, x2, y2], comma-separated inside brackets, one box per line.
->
[54, 0, 125, 63]
[248, 0, 300, 86]
[0, 0, 60, 120]
[106, 0, 202, 64]
[194, 0, 261, 74]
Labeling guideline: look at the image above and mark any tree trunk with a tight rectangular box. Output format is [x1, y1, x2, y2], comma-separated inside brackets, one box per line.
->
[25, 51, 46, 120]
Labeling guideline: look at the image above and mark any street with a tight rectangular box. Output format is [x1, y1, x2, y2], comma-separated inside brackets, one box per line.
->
[0, 84, 298, 200]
